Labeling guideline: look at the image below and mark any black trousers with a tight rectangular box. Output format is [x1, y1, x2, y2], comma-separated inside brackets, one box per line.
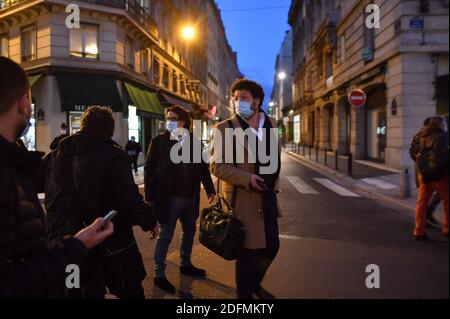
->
[236, 192, 280, 299]
[61, 254, 146, 299]
[427, 192, 442, 217]
[129, 156, 138, 173]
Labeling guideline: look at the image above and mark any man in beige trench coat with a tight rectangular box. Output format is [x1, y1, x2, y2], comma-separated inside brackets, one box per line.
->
[210, 78, 281, 299]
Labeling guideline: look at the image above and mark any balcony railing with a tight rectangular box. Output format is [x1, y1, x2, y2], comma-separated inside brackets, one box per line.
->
[79, 0, 159, 39]
[1, 0, 158, 39]
[0, 0, 32, 11]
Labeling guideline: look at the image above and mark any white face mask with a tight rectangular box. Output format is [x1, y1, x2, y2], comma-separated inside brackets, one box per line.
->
[235, 100, 256, 119]
[166, 120, 179, 132]
[60, 129, 68, 135]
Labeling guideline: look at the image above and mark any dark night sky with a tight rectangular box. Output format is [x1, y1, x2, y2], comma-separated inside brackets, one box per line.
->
[215, 0, 291, 110]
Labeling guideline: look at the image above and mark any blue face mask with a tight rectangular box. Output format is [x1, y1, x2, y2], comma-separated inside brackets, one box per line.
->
[236, 100, 256, 119]
[166, 120, 179, 132]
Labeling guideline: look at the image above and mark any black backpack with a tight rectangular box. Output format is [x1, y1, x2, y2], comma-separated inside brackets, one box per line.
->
[416, 138, 446, 183]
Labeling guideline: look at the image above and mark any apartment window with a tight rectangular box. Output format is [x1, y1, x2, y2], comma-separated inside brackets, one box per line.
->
[69, 23, 99, 59]
[153, 57, 160, 84]
[326, 52, 333, 78]
[340, 35, 346, 63]
[162, 64, 169, 88]
[141, 49, 149, 74]
[308, 70, 313, 91]
[180, 75, 186, 96]
[21, 25, 36, 62]
[362, 8, 375, 63]
[125, 37, 134, 68]
[0, 34, 8, 57]
[172, 70, 178, 93]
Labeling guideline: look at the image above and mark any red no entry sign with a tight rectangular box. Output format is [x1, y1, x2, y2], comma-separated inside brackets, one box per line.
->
[348, 89, 367, 108]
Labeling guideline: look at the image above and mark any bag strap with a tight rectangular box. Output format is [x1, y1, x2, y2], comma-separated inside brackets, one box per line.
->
[226, 120, 238, 210]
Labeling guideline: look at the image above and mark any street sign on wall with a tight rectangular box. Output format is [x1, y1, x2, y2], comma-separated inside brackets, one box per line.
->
[348, 89, 367, 108]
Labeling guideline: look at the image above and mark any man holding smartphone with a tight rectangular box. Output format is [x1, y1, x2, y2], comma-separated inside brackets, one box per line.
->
[210, 79, 281, 299]
[0, 57, 114, 298]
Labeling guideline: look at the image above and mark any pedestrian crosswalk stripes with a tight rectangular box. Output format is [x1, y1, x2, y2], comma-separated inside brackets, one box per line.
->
[285, 176, 319, 194]
[360, 177, 397, 190]
[313, 178, 361, 197]
[284, 176, 361, 198]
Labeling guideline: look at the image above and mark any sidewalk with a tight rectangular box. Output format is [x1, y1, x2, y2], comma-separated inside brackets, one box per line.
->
[285, 144, 443, 220]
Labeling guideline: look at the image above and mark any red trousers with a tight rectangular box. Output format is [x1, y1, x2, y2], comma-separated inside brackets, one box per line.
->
[414, 174, 449, 236]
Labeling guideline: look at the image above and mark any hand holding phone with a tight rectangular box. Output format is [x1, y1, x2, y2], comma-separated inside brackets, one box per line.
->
[250, 174, 266, 192]
[102, 210, 118, 229]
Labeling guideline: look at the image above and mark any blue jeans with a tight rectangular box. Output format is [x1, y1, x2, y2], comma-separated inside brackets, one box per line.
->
[154, 196, 196, 278]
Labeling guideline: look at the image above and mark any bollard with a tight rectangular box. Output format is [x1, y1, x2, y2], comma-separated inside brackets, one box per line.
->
[315, 146, 319, 162]
[348, 153, 353, 177]
[400, 168, 411, 199]
[303, 144, 306, 157]
[324, 148, 328, 166]
[335, 150, 338, 171]
[309, 145, 311, 158]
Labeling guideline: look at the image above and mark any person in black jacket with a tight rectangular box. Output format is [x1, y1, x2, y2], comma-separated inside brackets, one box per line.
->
[0, 56, 113, 299]
[124, 136, 141, 175]
[145, 105, 216, 294]
[50, 122, 69, 150]
[45, 106, 158, 299]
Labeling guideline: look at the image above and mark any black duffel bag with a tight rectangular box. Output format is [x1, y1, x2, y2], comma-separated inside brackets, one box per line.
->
[199, 195, 245, 261]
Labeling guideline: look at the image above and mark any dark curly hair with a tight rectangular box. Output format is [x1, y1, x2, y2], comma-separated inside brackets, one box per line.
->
[80, 106, 115, 138]
[230, 78, 265, 108]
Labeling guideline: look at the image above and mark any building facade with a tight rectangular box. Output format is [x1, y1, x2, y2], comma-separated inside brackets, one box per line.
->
[0, 0, 239, 154]
[205, 0, 241, 140]
[288, 0, 449, 170]
[270, 29, 293, 143]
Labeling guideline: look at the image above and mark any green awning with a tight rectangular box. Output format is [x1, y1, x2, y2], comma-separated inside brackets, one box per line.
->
[28, 74, 42, 87]
[124, 81, 164, 116]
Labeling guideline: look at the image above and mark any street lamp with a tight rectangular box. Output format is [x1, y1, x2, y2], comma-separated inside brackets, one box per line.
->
[278, 71, 287, 80]
[181, 25, 196, 41]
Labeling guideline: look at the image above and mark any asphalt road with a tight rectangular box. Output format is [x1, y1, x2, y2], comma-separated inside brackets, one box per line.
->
[130, 152, 449, 299]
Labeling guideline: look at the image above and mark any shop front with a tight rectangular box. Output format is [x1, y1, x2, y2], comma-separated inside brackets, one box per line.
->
[56, 72, 125, 136]
[21, 74, 43, 150]
[124, 81, 165, 154]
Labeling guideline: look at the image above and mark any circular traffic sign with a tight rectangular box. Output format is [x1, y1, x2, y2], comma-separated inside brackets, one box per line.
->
[348, 89, 367, 108]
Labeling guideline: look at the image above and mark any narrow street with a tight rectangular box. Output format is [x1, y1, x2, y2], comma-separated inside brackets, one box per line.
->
[132, 152, 449, 299]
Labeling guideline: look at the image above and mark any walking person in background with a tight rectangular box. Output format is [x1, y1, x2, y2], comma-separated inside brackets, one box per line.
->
[125, 136, 141, 176]
[410, 116, 449, 240]
[210, 79, 281, 299]
[145, 105, 216, 295]
[424, 116, 448, 228]
[50, 122, 69, 150]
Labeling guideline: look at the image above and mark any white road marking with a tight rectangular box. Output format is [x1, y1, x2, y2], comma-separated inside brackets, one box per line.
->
[279, 234, 303, 240]
[313, 178, 361, 197]
[360, 178, 398, 190]
[286, 176, 319, 194]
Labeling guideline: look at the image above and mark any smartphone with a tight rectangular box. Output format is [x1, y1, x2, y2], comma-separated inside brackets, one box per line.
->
[257, 180, 268, 191]
[102, 210, 118, 226]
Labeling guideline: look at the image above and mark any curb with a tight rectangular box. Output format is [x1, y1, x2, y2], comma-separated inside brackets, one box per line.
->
[286, 151, 416, 214]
